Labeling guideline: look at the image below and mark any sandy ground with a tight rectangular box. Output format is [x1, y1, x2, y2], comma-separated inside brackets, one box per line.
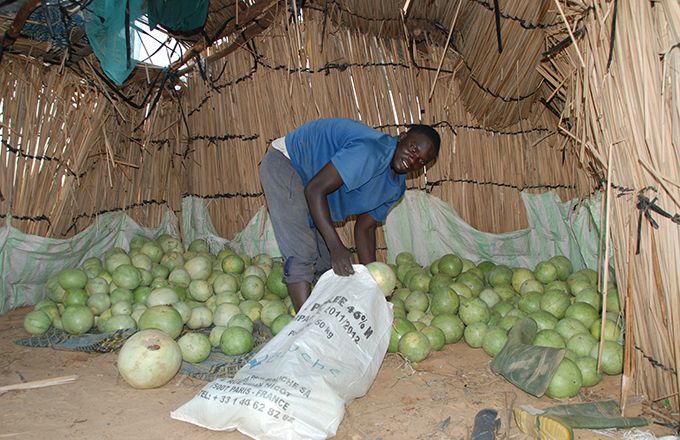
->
[0, 307, 675, 440]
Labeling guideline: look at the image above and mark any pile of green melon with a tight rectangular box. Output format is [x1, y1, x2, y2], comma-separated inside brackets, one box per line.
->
[23, 234, 294, 387]
[377, 252, 624, 399]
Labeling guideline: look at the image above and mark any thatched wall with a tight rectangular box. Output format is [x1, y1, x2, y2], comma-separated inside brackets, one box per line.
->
[0, 59, 184, 237]
[546, 0, 680, 414]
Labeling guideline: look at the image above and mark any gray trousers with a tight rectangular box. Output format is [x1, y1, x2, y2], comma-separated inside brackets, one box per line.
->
[259, 148, 331, 284]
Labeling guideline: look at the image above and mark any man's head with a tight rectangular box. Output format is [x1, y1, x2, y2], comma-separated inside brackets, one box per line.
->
[391, 124, 441, 174]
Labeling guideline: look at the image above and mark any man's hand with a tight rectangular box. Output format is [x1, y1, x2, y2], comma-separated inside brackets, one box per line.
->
[329, 244, 355, 276]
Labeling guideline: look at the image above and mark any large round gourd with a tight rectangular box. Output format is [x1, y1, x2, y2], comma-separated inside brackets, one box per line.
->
[117, 329, 182, 389]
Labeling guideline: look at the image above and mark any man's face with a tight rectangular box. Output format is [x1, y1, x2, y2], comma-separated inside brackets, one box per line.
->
[391, 131, 437, 174]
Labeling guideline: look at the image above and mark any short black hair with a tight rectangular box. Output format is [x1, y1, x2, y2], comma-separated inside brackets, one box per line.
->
[407, 124, 441, 156]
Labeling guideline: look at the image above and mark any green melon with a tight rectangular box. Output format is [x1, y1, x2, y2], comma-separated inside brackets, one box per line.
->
[160, 251, 185, 272]
[564, 302, 599, 329]
[540, 289, 572, 319]
[519, 279, 544, 295]
[85, 277, 109, 297]
[429, 287, 460, 316]
[388, 317, 417, 353]
[549, 256, 573, 281]
[209, 326, 227, 347]
[566, 332, 598, 358]
[82, 257, 103, 279]
[23, 310, 52, 335]
[260, 300, 288, 327]
[493, 301, 514, 317]
[100, 314, 137, 332]
[213, 273, 238, 296]
[241, 275, 265, 301]
[168, 268, 191, 288]
[464, 322, 488, 348]
[606, 290, 621, 313]
[546, 358, 582, 398]
[177, 332, 212, 363]
[186, 306, 213, 329]
[428, 274, 453, 293]
[534, 261, 558, 284]
[482, 327, 508, 357]
[392, 288, 411, 302]
[518, 291, 542, 315]
[188, 239, 210, 254]
[265, 266, 288, 298]
[58, 268, 88, 290]
[533, 329, 565, 349]
[112, 264, 142, 290]
[404, 290, 430, 313]
[590, 341, 623, 375]
[430, 313, 465, 344]
[459, 298, 490, 326]
[104, 251, 132, 275]
[498, 315, 520, 332]
[61, 305, 94, 335]
[456, 271, 484, 297]
[157, 234, 184, 254]
[139, 241, 163, 264]
[575, 356, 602, 387]
[494, 286, 517, 302]
[478, 288, 501, 308]
[64, 288, 89, 307]
[137, 305, 184, 339]
[239, 300, 263, 322]
[421, 326, 446, 351]
[407, 271, 431, 293]
[366, 261, 397, 296]
[590, 318, 622, 342]
[395, 251, 416, 267]
[220, 326, 254, 355]
[511, 268, 535, 292]
[271, 314, 294, 336]
[528, 310, 558, 331]
[221, 254, 245, 275]
[437, 254, 463, 278]
[398, 331, 432, 363]
[488, 265, 513, 288]
[406, 309, 425, 323]
[555, 317, 590, 342]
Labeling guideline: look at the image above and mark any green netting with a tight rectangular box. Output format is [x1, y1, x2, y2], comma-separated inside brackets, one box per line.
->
[0, 210, 179, 314]
[84, 0, 145, 86]
[83, 0, 208, 86]
[384, 190, 606, 271]
[147, 0, 209, 32]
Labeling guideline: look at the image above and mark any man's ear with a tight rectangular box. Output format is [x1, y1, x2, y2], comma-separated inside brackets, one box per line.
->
[397, 131, 407, 141]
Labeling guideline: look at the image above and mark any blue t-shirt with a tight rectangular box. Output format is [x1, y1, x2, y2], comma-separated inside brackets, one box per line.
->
[285, 118, 406, 222]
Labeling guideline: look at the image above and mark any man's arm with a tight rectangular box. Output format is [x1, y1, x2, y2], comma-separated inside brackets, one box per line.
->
[354, 213, 377, 264]
[304, 161, 355, 276]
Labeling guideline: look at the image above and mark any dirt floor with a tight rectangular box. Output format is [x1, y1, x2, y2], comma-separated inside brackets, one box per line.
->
[0, 307, 676, 440]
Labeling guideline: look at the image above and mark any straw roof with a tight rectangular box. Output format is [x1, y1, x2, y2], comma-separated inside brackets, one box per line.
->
[1, 0, 679, 423]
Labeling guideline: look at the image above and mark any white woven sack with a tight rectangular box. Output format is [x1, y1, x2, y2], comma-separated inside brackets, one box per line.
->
[171, 265, 393, 440]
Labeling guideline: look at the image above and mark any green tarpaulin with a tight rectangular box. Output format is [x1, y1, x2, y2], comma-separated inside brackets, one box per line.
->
[0, 189, 608, 314]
